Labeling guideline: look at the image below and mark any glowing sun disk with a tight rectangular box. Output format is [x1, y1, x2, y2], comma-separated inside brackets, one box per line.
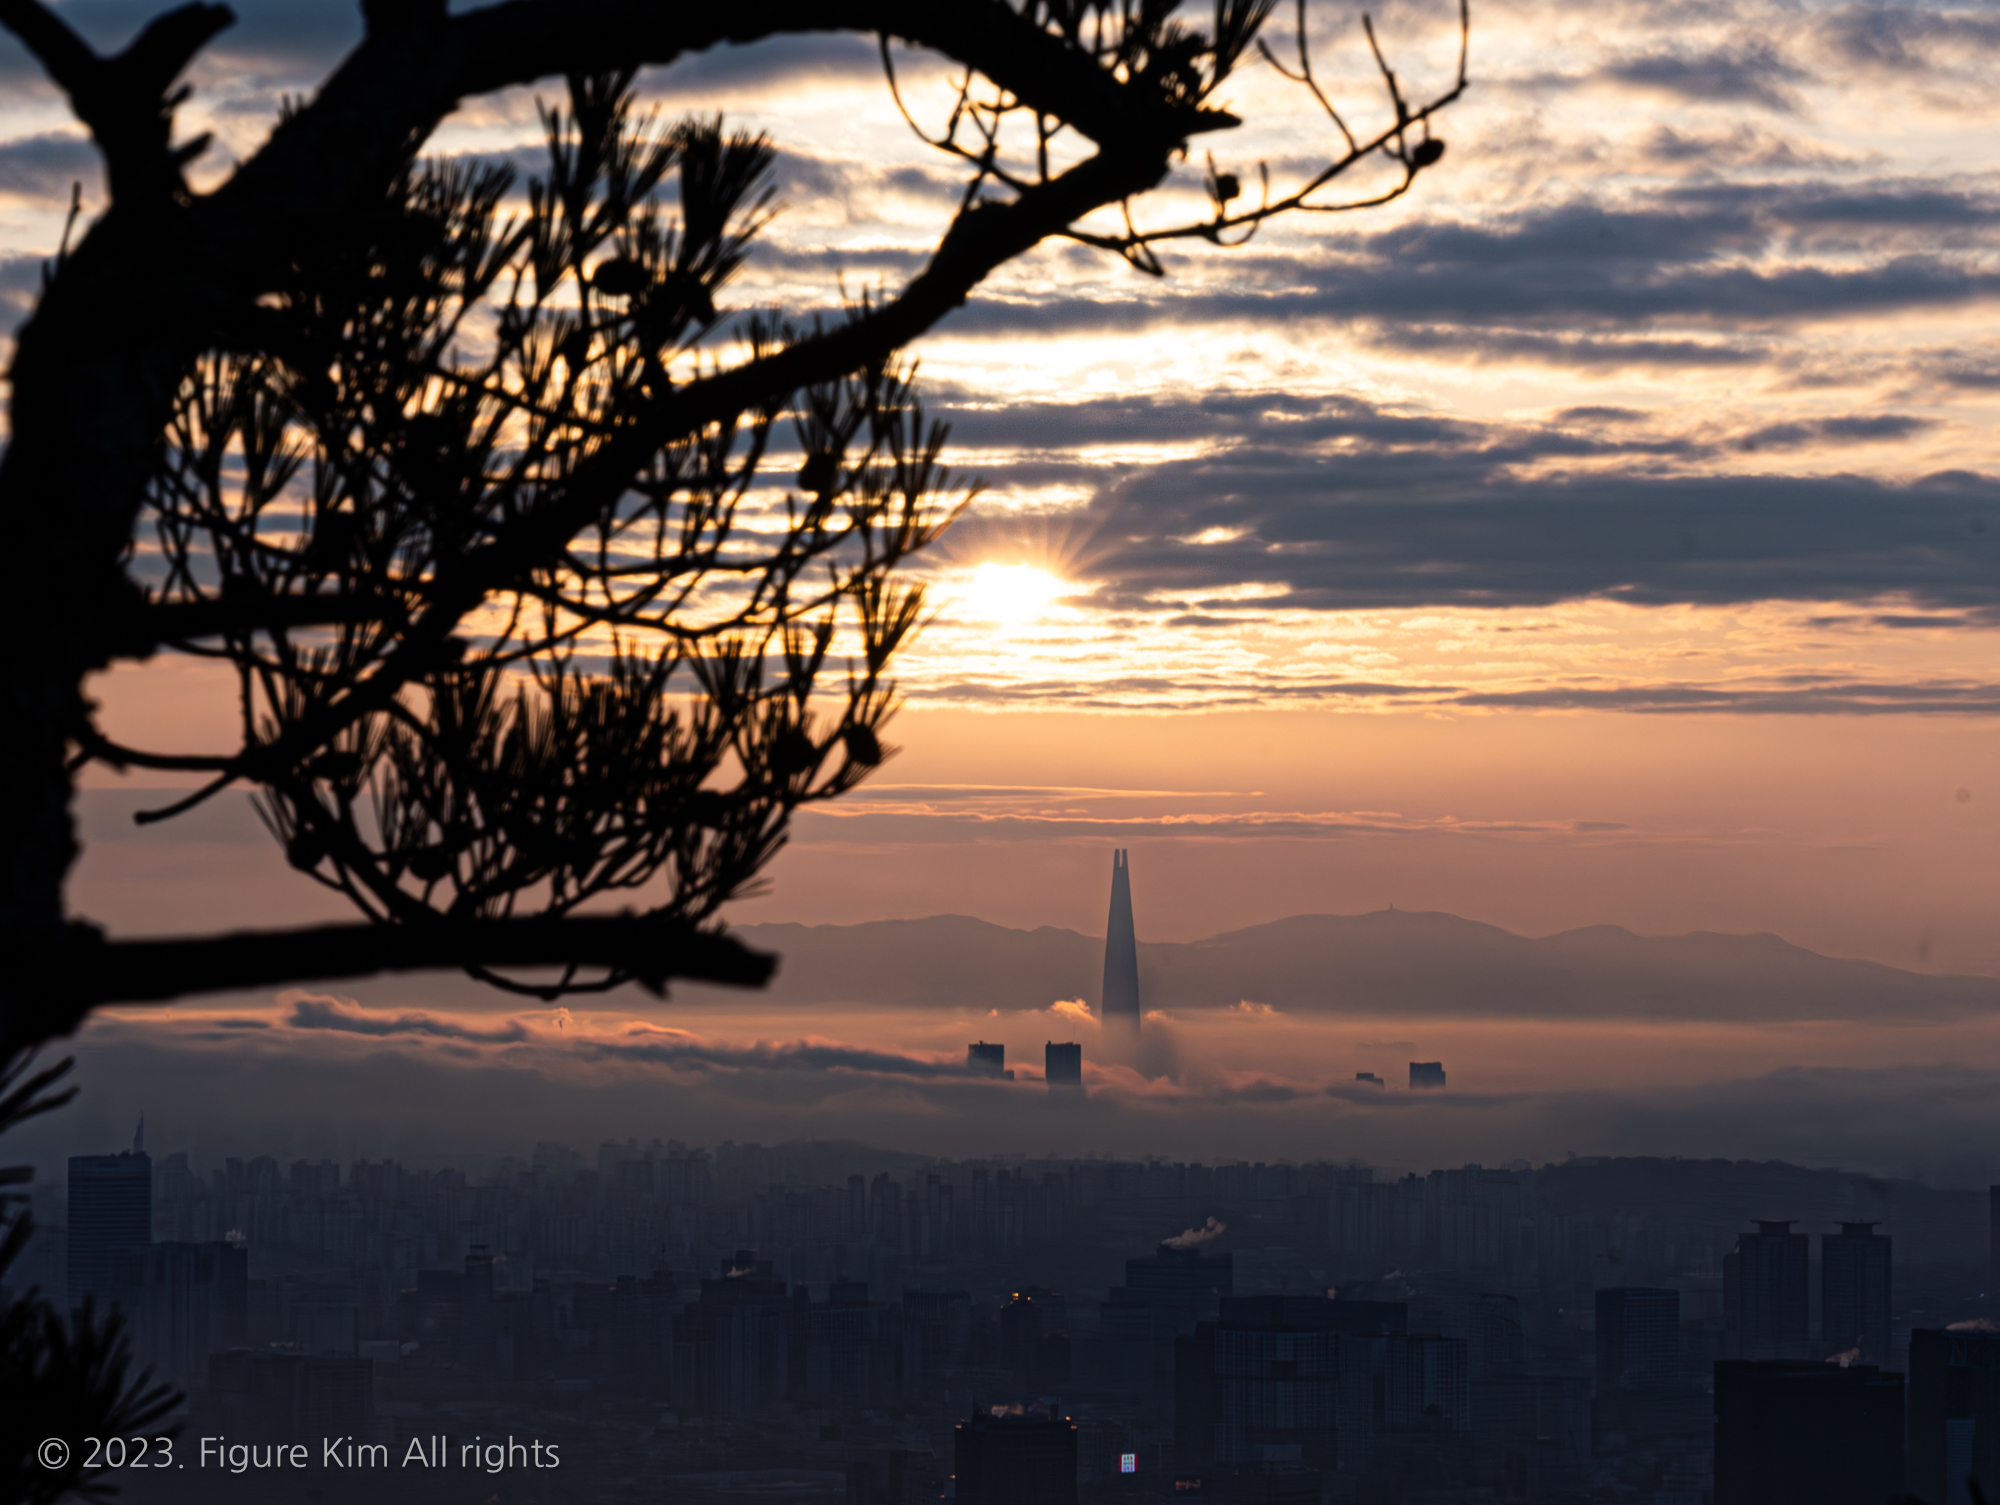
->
[962, 562, 1070, 626]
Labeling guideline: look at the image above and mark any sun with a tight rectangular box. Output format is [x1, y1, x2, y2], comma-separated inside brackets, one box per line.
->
[960, 562, 1071, 628]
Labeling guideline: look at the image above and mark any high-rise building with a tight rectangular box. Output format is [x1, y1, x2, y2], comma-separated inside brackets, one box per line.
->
[1470, 1293, 1524, 1380]
[112, 1240, 249, 1390]
[1822, 1222, 1892, 1366]
[1713, 1360, 1903, 1505]
[673, 1250, 796, 1418]
[66, 1126, 152, 1310]
[1045, 1041, 1083, 1091]
[1471, 1372, 1591, 1502]
[954, 1402, 1078, 1505]
[999, 1287, 1068, 1387]
[1101, 849, 1141, 1033]
[1908, 1326, 2000, 1505]
[966, 1042, 1011, 1079]
[1098, 1241, 1235, 1421]
[1174, 1295, 1454, 1492]
[1121, 1241, 1234, 1328]
[1409, 1062, 1446, 1090]
[209, 1350, 375, 1443]
[900, 1287, 972, 1399]
[1595, 1287, 1681, 1389]
[1724, 1220, 1809, 1360]
[1173, 1297, 1345, 1478]
[1391, 1332, 1471, 1431]
[806, 1279, 895, 1409]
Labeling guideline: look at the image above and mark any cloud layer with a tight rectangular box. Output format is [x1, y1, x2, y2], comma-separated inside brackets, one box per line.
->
[4, 0, 1998, 712]
[20, 998, 2000, 1188]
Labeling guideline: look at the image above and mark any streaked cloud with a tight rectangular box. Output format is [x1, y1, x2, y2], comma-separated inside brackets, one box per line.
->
[1600, 41, 1810, 112]
[5, 0, 1999, 725]
[285, 992, 530, 1044]
[0, 130, 96, 205]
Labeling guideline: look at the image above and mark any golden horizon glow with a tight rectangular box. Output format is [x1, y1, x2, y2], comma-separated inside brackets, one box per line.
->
[954, 561, 1077, 631]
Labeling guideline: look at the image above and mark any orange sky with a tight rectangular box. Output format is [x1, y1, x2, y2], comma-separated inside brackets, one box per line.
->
[74, 667, 2000, 973]
[9, 0, 2000, 1171]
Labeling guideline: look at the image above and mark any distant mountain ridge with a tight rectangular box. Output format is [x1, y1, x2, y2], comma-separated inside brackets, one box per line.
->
[699, 908, 2000, 1022]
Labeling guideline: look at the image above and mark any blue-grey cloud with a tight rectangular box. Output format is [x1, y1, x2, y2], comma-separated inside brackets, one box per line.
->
[1361, 325, 1768, 369]
[0, 6, 892, 112]
[947, 252, 2000, 338]
[752, 243, 933, 278]
[1639, 123, 1856, 171]
[577, 1035, 976, 1078]
[1556, 405, 1648, 424]
[1731, 414, 1934, 452]
[0, 0, 361, 84]
[287, 995, 529, 1044]
[278, 991, 976, 1078]
[1933, 353, 2000, 390]
[0, 132, 98, 205]
[24, 1026, 2000, 1189]
[1602, 41, 1809, 112]
[650, 32, 887, 91]
[1817, 4, 2000, 76]
[933, 388, 1999, 613]
[1451, 679, 2000, 715]
[937, 183, 2000, 343]
[888, 678, 2000, 715]
[0, 251, 44, 321]
[1088, 467, 1997, 612]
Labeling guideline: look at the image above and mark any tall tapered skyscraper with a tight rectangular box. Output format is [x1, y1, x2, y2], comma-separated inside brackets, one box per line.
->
[1101, 849, 1141, 1032]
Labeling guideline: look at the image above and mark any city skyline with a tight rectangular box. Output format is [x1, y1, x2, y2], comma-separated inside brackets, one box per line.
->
[4, 0, 1999, 1496]
[18, 826, 2000, 1180]
[19, 1125, 1998, 1503]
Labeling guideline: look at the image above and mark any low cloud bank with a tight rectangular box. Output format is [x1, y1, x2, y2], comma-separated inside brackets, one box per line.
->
[20, 1004, 2000, 1187]
[287, 993, 529, 1044]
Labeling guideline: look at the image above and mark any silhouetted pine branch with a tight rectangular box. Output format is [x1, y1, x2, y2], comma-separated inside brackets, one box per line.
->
[0, 0, 1467, 1050]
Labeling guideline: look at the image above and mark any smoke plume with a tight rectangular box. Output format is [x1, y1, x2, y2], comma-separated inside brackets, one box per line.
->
[1162, 1216, 1226, 1249]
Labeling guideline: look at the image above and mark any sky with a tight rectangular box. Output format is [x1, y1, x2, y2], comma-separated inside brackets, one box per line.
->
[4, 0, 2000, 1178]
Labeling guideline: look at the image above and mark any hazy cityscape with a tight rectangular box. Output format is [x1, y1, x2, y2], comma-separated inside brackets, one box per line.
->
[9, 854, 1998, 1504]
[22, 1119, 2000, 1505]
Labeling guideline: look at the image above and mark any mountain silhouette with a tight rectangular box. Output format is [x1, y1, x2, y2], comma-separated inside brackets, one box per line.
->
[705, 908, 2000, 1021]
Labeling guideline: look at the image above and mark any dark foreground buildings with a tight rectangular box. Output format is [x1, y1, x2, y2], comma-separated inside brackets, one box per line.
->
[955, 1401, 1078, 1505]
[1171, 1293, 1470, 1500]
[1596, 1287, 1680, 1390]
[1909, 1326, 2000, 1505]
[47, 1133, 2000, 1505]
[1714, 1359, 1903, 1505]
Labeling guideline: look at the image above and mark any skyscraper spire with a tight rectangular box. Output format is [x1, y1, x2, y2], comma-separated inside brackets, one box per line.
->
[1101, 849, 1141, 1034]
